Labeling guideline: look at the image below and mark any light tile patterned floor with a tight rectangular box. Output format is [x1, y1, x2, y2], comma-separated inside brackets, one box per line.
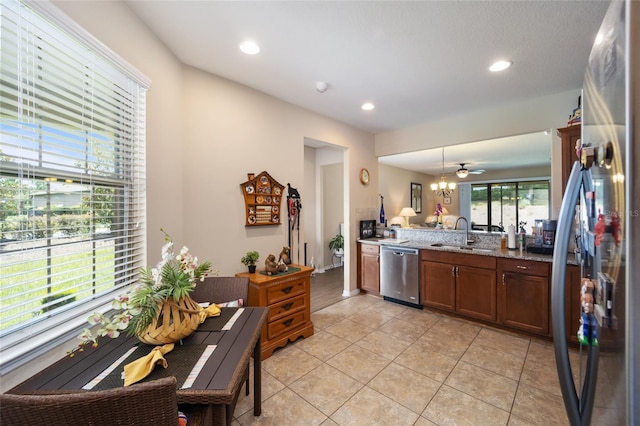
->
[232, 294, 576, 425]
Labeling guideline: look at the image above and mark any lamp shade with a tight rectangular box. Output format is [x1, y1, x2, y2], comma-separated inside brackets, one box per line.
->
[399, 207, 417, 217]
[389, 216, 404, 226]
[399, 207, 416, 228]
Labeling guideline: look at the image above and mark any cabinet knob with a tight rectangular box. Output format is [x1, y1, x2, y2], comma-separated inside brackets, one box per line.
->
[516, 265, 529, 270]
[502, 273, 505, 285]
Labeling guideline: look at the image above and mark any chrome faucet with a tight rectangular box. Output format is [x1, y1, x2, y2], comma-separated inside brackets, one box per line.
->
[455, 216, 474, 245]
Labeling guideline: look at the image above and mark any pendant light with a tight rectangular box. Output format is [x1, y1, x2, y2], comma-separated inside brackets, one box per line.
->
[430, 148, 456, 197]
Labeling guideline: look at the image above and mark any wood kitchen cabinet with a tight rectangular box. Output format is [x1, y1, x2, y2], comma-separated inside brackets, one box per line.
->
[421, 250, 497, 321]
[358, 243, 380, 294]
[498, 258, 550, 336]
[421, 259, 456, 311]
[558, 125, 581, 195]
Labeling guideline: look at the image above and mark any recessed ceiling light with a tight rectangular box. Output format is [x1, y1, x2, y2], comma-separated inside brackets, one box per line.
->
[239, 40, 260, 55]
[489, 60, 512, 72]
[361, 102, 375, 111]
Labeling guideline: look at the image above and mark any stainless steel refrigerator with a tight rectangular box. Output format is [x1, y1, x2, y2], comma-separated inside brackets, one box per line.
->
[551, 1, 638, 425]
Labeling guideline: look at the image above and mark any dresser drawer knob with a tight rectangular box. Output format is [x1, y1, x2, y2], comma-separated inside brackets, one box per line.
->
[283, 318, 294, 327]
[282, 302, 293, 310]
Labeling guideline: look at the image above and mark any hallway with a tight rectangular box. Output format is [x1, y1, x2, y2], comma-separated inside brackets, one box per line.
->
[310, 266, 345, 313]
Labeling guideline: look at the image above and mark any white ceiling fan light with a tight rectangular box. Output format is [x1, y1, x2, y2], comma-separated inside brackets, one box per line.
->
[456, 163, 469, 178]
[455, 163, 485, 177]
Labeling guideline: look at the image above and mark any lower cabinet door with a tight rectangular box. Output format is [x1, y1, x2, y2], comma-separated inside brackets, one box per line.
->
[361, 253, 380, 293]
[456, 265, 497, 321]
[421, 261, 455, 311]
[499, 272, 550, 335]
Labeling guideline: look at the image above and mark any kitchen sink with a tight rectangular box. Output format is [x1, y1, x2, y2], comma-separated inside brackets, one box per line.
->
[430, 243, 494, 253]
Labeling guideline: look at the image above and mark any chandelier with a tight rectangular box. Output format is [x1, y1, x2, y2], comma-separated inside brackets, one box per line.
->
[431, 148, 456, 197]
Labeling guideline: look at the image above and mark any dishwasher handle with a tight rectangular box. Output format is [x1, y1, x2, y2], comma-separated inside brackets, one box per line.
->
[380, 246, 419, 256]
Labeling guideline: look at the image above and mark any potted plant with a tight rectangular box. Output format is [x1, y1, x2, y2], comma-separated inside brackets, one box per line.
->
[69, 229, 212, 355]
[241, 250, 260, 273]
[328, 233, 344, 256]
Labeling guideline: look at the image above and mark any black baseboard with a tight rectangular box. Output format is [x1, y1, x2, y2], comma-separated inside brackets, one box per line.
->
[382, 296, 423, 310]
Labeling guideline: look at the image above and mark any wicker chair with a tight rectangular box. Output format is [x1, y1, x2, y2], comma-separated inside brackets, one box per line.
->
[190, 276, 249, 308]
[0, 377, 178, 426]
[189, 276, 251, 425]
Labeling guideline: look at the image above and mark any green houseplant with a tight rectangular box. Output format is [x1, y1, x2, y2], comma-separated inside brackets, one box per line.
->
[328, 233, 344, 254]
[241, 250, 260, 273]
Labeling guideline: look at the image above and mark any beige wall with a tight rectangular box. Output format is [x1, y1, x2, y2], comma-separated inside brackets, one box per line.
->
[1, 0, 376, 392]
[53, 0, 375, 280]
[378, 164, 434, 225]
[375, 90, 580, 157]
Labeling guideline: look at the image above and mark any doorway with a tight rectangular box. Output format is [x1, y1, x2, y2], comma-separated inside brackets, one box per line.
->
[303, 140, 348, 308]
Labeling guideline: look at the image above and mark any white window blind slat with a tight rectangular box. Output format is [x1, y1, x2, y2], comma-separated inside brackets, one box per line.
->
[0, 0, 148, 368]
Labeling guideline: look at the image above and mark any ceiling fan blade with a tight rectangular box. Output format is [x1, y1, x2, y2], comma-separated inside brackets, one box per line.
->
[469, 169, 485, 174]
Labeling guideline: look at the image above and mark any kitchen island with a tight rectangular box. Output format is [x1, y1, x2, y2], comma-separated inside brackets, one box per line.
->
[358, 227, 579, 341]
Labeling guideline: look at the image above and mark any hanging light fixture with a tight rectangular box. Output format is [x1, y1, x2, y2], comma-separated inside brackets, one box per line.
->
[430, 148, 456, 197]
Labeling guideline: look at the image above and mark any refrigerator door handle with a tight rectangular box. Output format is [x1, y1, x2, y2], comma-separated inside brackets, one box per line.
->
[551, 160, 598, 426]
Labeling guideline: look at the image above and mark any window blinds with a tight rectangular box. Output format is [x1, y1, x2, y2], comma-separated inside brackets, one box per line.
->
[0, 0, 148, 365]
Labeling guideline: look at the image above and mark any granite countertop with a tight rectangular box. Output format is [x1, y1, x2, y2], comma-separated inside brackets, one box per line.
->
[358, 238, 577, 264]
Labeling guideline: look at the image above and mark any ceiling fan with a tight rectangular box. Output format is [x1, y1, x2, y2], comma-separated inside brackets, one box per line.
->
[455, 163, 485, 178]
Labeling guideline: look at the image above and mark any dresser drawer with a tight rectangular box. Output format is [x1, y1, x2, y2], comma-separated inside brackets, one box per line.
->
[268, 294, 305, 322]
[266, 278, 306, 305]
[361, 244, 380, 254]
[501, 258, 549, 277]
[267, 310, 307, 340]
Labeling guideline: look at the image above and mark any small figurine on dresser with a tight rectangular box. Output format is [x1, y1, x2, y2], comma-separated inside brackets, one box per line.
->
[278, 246, 291, 265]
[264, 254, 279, 275]
[277, 258, 288, 273]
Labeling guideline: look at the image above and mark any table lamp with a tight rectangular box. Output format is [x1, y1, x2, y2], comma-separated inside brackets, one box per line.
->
[399, 207, 417, 228]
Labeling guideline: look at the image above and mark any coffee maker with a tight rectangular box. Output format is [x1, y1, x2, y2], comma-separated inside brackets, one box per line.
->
[528, 219, 557, 254]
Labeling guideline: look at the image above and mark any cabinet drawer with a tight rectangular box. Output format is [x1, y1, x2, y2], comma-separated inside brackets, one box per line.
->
[361, 244, 380, 254]
[268, 294, 305, 322]
[501, 258, 549, 277]
[422, 249, 496, 269]
[266, 278, 306, 305]
[267, 310, 307, 339]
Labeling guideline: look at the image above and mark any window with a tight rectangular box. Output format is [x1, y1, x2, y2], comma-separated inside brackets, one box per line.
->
[0, 0, 149, 367]
[470, 180, 550, 232]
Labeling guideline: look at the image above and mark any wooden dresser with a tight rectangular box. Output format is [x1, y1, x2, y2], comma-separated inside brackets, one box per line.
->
[236, 264, 314, 359]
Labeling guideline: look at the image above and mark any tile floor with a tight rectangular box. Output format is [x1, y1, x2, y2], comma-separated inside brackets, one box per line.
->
[230, 294, 612, 425]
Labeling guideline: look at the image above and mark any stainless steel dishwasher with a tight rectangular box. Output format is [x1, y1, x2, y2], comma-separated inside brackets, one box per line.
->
[380, 245, 421, 308]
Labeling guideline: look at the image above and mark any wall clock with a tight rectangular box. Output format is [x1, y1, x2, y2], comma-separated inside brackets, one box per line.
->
[359, 168, 370, 185]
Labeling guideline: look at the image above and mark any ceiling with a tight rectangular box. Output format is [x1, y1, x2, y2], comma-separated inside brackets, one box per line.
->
[124, 0, 610, 174]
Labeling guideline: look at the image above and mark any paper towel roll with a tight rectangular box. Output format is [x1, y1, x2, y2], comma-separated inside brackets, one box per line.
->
[507, 224, 517, 249]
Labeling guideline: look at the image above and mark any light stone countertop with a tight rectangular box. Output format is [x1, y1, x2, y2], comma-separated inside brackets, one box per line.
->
[358, 237, 577, 265]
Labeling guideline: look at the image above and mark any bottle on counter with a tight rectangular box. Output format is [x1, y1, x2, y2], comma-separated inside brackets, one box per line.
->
[500, 233, 507, 250]
[519, 230, 526, 250]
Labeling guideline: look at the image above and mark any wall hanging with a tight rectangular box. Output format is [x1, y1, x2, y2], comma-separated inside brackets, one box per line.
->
[240, 171, 284, 226]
